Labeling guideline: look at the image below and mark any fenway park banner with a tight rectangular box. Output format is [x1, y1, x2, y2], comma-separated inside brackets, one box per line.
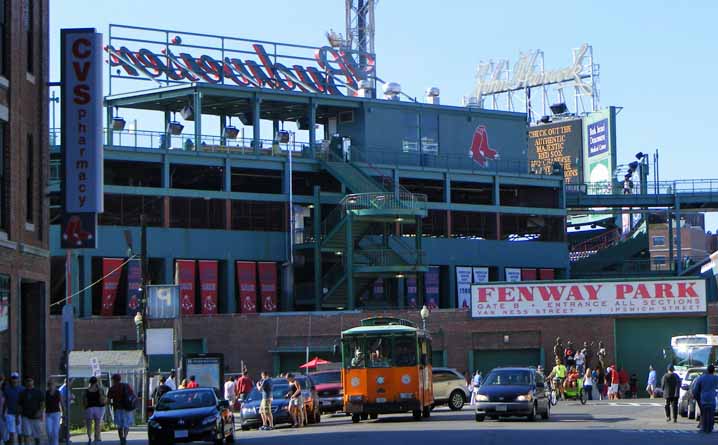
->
[100, 258, 124, 316]
[471, 279, 706, 318]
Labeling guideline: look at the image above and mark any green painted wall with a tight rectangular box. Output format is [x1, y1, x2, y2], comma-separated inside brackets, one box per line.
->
[473, 349, 541, 376]
[614, 317, 707, 385]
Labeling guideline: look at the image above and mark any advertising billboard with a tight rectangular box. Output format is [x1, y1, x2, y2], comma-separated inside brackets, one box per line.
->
[528, 119, 583, 183]
[583, 107, 617, 194]
[471, 278, 706, 319]
[184, 354, 224, 391]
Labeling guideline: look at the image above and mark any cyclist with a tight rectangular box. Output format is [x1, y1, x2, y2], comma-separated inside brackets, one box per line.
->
[548, 358, 568, 400]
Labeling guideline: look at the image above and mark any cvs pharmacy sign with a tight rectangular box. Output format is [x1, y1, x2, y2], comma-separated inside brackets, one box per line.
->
[471, 279, 706, 319]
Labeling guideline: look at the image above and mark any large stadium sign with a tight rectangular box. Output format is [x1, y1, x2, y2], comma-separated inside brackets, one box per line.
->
[471, 279, 706, 319]
[106, 24, 376, 96]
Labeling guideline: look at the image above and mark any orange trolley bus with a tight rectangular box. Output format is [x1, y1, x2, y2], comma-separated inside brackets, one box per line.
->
[341, 317, 433, 422]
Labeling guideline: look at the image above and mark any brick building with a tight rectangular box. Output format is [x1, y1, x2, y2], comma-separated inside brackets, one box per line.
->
[649, 220, 709, 271]
[0, 0, 50, 381]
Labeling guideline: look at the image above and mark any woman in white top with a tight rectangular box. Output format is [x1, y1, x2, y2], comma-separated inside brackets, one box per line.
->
[583, 368, 594, 401]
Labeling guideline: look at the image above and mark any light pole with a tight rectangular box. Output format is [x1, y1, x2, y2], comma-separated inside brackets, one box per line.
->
[420, 305, 430, 331]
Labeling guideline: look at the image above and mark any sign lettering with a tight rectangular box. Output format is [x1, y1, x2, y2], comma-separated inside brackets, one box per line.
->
[471, 279, 706, 318]
[528, 119, 583, 183]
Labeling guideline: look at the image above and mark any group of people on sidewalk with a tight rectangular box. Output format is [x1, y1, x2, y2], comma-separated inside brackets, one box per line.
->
[0, 373, 62, 445]
[78, 374, 138, 445]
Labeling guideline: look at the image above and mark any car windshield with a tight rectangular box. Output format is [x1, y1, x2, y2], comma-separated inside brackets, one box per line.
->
[483, 370, 532, 386]
[246, 384, 291, 402]
[342, 334, 417, 368]
[686, 370, 704, 382]
[155, 390, 216, 411]
[310, 372, 341, 385]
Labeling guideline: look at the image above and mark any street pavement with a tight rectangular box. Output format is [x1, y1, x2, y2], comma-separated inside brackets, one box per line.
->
[92, 399, 711, 445]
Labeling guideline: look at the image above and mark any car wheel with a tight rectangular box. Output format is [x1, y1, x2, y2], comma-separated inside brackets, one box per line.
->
[422, 406, 431, 418]
[352, 413, 361, 423]
[369, 413, 378, 420]
[475, 413, 485, 422]
[527, 403, 537, 421]
[307, 408, 315, 425]
[315, 408, 321, 424]
[412, 409, 422, 420]
[360, 413, 369, 421]
[448, 390, 466, 411]
[241, 424, 250, 431]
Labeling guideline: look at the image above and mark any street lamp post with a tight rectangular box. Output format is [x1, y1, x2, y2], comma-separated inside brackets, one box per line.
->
[420, 305, 430, 331]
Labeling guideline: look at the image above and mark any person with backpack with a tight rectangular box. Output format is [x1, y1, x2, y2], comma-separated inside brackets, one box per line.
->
[83, 376, 106, 444]
[151, 376, 172, 407]
[661, 364, 681, 423]
[107, 374, 136, 445]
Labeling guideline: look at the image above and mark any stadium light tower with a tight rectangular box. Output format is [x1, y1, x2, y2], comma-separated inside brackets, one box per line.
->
[345, 0, 376, 57]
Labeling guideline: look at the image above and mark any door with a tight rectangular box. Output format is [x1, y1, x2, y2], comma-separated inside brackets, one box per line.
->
[473, 349, 541, 376]
[21, 281, 46, 387]
[431, 370, 453, 401]
[615, 317, 706, 383]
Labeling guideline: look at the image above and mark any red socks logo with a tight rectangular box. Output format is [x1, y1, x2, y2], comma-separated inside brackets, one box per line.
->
[62, 216, 94, 247]
[469, 126, 499, 166]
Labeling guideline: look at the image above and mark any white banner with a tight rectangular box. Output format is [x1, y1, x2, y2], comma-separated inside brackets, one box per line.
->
[457, 266, 473, 309]
[147, 328, 175, 355]
[471, 279, 706, 318]
[505, 268, 522, 282]
[473, 267, 489, 283]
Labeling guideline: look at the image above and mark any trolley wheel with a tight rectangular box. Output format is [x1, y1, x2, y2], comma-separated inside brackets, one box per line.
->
[351, 414, 361, 423]
[422, 406, 431, 418]
[369, 413, 378, 420]
[412, 409, 422, 420]
[360, 413, 369, 421]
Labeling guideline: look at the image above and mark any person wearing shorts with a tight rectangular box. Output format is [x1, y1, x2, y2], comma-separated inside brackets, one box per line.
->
[286, 374, 304, 428]
[83, 376, 106, 444]
[257, 371, 273, 431]
[107, 374, 135, 445]
[3, 372, 24, 445]
[548, 359, 567, 400]
[18, 377, 45, 445]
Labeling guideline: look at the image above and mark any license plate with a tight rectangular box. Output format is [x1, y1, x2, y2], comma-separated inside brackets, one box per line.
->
[376, 398, 387, 403]
[495, 405, 507, 412]
[174, 430, 189, 439]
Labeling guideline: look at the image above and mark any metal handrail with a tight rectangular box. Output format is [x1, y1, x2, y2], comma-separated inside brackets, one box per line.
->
[321, 262, 346, 299]
[570, 229, 620, 253]
[320, 204, 346, 239]
[567, 179, 718, 196]
[343, 191, 428, 212]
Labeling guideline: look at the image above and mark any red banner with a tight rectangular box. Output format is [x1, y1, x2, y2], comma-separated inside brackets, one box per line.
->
[101, 258, 124, 316]
[539, 268, 555, 280]
[176, 260, 196, 315]
[236, 261, 257, 313]
[258, 262, 278, 312]
[521, 268, 538, 281]
[199, 260, 219, 314]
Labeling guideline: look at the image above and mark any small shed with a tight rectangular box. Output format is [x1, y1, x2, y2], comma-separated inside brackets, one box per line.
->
[69, 350, 146, 378]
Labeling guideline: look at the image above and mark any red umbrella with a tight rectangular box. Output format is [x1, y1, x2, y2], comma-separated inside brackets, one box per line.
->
[299, 357, 331, 369]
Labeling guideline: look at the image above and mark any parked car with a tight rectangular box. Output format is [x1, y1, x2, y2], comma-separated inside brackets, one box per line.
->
[475, 367, 550, 422]
[678, 367, 707, 419]
[432, 367, 470, 411]
[239, 377, 320, 430]
[310, 370, 344, 414]
[147, 388, 235, 445]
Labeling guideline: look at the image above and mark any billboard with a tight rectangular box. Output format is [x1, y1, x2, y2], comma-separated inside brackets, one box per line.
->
[528, 119, 583, 183]
[471, 278, 706, 319]
[147, 285, 180, 320]
[583, 107, 617, 194]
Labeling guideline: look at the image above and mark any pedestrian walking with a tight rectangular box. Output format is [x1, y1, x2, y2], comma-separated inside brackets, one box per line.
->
[236, 371, 254, 403]
[165, 371, 177, 391]
[223, 376, 236, 405]
[256, 371, 274, 431]
[18, 377, 44, 445]
[692, 364, 718, 433]
[661, 365, 681, 423]
[151, 376, 172, 407]
[595, 366, 605, 400]
[583, 368, 594, 401]
[618, 367, 629, 399]
[575, 349, 586, 375]
[286, 374, 304, 428]
[0, 376, 7, 445]
[107, 374, 136, 445]
[646, 365, 657, 398]
[3, 372, 23, 445]
[45, 381, 62, 445]
[471, 371, 482, 404]
[83, 376, 106, 444]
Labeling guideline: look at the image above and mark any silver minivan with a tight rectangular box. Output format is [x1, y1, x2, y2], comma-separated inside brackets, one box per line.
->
[432, 367, 470, 410]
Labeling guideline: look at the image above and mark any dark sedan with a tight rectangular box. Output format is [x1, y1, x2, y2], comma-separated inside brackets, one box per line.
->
[475, 367, 550, 422]
[147, 388, 235, 445]
[239, 379, 293, 430]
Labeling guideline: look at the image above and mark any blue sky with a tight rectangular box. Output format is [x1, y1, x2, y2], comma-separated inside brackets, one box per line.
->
[51, 0, 718, 231]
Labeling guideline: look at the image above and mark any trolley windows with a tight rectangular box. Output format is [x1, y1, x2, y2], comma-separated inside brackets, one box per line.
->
[342, 334, 418, 369]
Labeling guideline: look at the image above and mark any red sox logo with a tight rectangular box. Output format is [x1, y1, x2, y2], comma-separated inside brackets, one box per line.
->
[203, 295, 217, 313]
[181, 294, 194, 313]
[62, 215, 94, 247]
[262, 296, 277, 312]
[469, 125, 499, 167]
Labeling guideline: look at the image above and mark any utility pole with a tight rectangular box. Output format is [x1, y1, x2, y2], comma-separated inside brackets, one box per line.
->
[140, 214, 149, 422]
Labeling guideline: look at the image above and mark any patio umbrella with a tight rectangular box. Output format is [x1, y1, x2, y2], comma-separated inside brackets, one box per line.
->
[299, 357, 331, 369]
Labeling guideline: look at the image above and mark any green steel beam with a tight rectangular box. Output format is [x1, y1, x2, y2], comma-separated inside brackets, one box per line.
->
[346, 214, 354, 310]
[193, 90, 202, 149]
[313, 186, 322, 310]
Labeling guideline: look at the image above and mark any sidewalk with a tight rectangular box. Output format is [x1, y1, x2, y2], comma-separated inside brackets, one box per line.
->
[67, 426, 147, 444]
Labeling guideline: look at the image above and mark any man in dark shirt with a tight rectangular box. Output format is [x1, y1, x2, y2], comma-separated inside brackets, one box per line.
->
[661, 365, 681, 422]
[18, 377, 45, 444]
[152, 376, 172, 406]
[256, 371, 273, 431]
[3, 372, 24, 445]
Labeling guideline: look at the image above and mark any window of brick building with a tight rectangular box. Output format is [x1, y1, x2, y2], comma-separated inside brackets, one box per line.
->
[0, 274, 10, 377]
[24, 0, 33, 74]
[26, 133, 34, 225]
[0, 123, 6, 232]
[0, 0, 6, 76]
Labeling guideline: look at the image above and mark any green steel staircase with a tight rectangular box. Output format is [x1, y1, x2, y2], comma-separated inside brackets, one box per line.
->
[315, 154, 428, 309]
